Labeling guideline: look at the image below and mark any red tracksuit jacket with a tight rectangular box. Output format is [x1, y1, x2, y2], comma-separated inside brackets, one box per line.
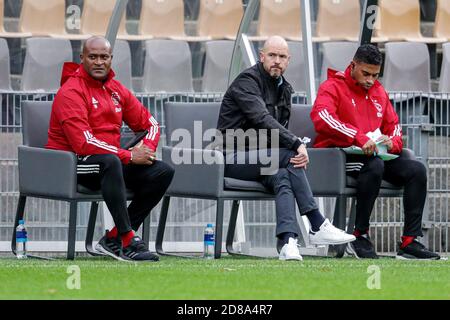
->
[46, 62, 160, 164]
[311, 66, 402, 154]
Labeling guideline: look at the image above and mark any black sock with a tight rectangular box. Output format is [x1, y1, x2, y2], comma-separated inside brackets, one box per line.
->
[277, 232, 297, 244]
[306, 209, 325, 232]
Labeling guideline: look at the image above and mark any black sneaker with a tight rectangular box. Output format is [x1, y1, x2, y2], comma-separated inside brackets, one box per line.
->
[396, 239, 440, 260]
[95, 231, 123, 261]
[120, 236, 159, 262]
[346, 234, 379, 259]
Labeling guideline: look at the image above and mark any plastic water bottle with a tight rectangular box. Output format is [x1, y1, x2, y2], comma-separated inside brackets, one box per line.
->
[15, 219, 28, 259]
[203, 223, 215, 259]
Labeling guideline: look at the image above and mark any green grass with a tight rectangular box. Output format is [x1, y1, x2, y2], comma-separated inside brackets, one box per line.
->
[0, 256, 449, 300]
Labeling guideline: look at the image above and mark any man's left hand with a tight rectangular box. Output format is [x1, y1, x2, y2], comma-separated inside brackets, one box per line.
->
[377, 135, 393, 151]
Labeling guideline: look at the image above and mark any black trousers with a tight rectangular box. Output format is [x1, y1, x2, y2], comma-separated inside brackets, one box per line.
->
[346, 154, 426, 237]
[77, 154, 174, 234]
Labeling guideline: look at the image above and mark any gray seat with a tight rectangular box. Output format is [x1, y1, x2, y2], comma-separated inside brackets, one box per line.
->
[201, 40, 235, 92]
[12, 101, 146, 260]
[320, 41, 358, 84]
[0, 38, 11, 91]
[142, 39, 194, 93]
[439, 42, 450, 92]
[112, 39, 133, 90]
[382, 42, 431, 92]
[21, 38, 72, 91]
[283, 41, 307, 93]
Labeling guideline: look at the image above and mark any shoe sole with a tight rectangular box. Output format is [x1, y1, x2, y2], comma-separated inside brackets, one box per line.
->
[345, 243, 361, 259]
[395, 254, 440, 261]
[95, 243, 131, 263]
[279, 256, 303, 261]
[310, 237, 356, 246]
[119, 255, 159, 262]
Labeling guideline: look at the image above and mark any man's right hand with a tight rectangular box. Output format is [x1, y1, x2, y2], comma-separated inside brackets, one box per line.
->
[130, 144, 155, 165]
[362, 140, 378, 156]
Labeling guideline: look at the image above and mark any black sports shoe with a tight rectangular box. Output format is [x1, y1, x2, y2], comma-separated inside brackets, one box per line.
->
[95, 231, 123, 261]
[120, 236, 159, 262]
[396, 239, 440, 260]
[346, 234, 379, 259]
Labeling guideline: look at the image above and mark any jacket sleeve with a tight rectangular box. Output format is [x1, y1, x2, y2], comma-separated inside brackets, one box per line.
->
[311, 82, 370, 148]
[230, 74, 301, 150]
[54, 90, 132, 163]
[380, 92, 403, 154]
[121, 88, 160, 151]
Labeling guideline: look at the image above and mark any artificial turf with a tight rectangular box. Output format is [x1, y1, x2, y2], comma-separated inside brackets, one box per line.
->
[0, 255, 448, 300]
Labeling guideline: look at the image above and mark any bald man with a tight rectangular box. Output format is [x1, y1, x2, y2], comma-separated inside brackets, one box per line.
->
[217, 36, 355, 261]
[46, 36, 174, 262]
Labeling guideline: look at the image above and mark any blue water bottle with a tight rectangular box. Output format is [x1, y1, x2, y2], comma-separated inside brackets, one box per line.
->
[204, 223, 215, 259]
[16, 219, 28, 259]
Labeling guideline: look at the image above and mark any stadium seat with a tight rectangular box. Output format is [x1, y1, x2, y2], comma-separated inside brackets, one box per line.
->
[137, 0, 207, 41]
[21, 38, 73, 92]
[0, 0, 31, 38]
[383, 42, 431, 92]
[196, 0, 244, 40]
[439, 43, 450, 92]
[374, 0, 445, 43]
[434, 0, 450, 41]
[0, 38, 11, 90]
[112, 39, 133, 90]
[17, 0, 87, 40]
[80, 0, 139, 41]
[201, 40, 235, 92]
[283, 41, 307, 92]
[251, 0, 329, 42]
[142, 40, 194, 93]
[320, 41, 358, 83]
[316, 0, 360, 42]
[12, 101, 143, 260]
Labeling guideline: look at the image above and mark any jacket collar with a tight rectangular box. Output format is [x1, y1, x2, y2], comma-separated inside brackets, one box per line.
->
[60, 62, 116, 88]
[343, 65, 381, 95]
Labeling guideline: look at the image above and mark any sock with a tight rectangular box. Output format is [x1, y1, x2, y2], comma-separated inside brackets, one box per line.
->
[400, 236, 415, 249]
[305, 209, 325, 232]
[121, 230, 135, 248]
[106, 227, 118, 239]
[277, 232, 297, 244]
[353, 229, 369, 237]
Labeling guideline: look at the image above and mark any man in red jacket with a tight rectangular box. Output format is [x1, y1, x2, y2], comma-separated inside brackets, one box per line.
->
[47, 36, 174, 262]
[311, 44, 439, 260]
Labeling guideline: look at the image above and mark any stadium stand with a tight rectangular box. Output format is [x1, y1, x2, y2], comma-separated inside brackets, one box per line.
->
[434, 0, 450, 41]
[283, 41, 307, 92]
[21, 37, 72, 91]
[439, 42, 450, 92]
[18, 0, 87, 40]
[142, 39, 194, 92]
[374, 0, 445, 43]
[0, 37, 11, 90]
[196, 0, 244, 40]
[0, 0, 31, 38]
[137, 0, 207, 41]
[201, 40, 235, 92]
[315, 0, 360, 42]
[112, 39, 133, 90]
[383, 41, 431, 92]
[320, 41, 358, 83]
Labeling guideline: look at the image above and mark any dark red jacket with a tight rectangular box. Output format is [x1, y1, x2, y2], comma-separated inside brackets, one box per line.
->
[311, 66, 402, 154]
[46, 62, 160, 164]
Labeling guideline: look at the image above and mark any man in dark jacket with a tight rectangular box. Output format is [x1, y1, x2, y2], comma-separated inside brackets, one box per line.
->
[47, 36, 174, 262]
[217, 36, 355, 261]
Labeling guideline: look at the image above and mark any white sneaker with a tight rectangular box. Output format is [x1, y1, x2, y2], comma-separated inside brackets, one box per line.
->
[309, 219, 356, 245]
[278, 238, 303, 261]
